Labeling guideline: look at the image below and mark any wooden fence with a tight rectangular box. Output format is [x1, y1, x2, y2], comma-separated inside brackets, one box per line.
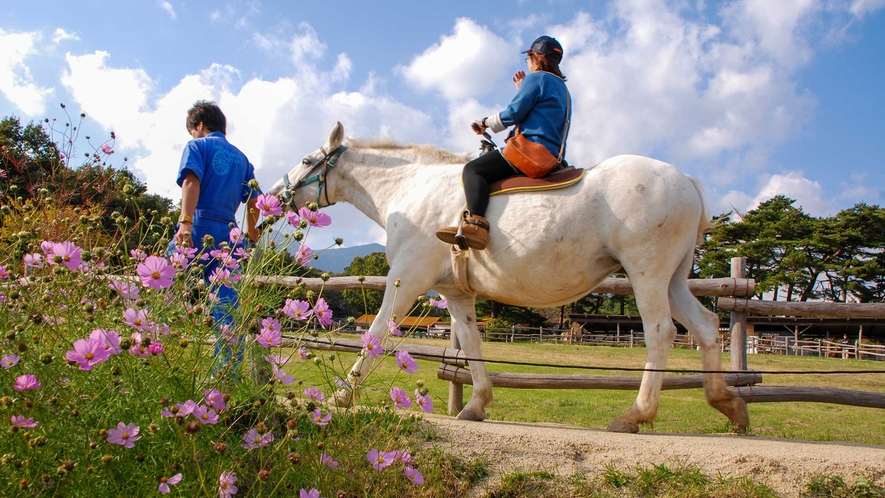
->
[256, 257, 885, 413]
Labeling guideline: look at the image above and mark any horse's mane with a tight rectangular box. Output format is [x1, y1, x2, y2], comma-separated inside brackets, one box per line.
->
[347, 138, 469, 164]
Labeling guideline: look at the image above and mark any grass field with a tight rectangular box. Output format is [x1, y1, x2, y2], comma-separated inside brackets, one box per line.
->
[291, 336, 885, 446]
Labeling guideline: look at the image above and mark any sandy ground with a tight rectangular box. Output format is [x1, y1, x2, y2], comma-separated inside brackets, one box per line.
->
[422, 413, 885, 497]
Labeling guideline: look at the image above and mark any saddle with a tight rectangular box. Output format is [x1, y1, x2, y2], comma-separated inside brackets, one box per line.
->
[489, 165, 584, 196]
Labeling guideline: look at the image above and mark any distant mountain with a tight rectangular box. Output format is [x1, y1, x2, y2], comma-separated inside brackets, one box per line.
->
[291, 243, 386, 273]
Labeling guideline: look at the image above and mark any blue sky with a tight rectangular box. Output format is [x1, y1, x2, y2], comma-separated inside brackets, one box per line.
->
[2, 0, 884, 248]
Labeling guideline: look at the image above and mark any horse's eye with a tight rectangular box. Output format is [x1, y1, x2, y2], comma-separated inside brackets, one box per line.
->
[302, 158, 311, 165]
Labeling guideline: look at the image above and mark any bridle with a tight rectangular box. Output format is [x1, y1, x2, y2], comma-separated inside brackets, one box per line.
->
[279, 145, 348, 208]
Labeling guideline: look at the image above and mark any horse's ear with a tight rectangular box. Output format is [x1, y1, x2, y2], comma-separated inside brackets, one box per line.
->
[325, 121, 344, 150]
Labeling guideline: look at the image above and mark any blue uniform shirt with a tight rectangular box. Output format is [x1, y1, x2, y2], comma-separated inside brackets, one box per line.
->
[497, 71, 570, 159]
[177, 131, 259, 222]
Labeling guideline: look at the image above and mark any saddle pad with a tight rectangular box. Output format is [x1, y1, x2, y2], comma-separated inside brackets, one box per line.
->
[489, 167, 584, 196]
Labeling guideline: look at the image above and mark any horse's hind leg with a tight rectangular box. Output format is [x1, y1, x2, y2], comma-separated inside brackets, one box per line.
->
[445, 292, 493, 421]
[607, 274, 676, 433]
[668, 254, 749, 429]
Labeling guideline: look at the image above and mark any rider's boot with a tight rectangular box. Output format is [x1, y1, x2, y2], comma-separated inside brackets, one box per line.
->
[436, 211, 490, 250]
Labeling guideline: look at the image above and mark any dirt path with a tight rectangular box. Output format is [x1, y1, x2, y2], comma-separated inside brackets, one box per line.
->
[422, 414, 885, 497]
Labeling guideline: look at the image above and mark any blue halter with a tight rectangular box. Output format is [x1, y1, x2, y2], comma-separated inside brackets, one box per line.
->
[280, 145, 348, 208]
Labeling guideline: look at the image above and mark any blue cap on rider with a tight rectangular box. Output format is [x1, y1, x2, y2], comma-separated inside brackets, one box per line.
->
[521, 35, 563, 60]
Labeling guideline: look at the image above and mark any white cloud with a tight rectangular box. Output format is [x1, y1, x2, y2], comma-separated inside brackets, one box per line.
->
[0, 30, 53, 116]
[52, 28, 79, 44]
[399, 18, 514, 101]
[745, 171, 835, 216]
[159, 1, 177, 20]
[849, 0, 885, 17]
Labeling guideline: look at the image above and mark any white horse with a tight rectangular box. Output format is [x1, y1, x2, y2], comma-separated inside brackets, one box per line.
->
[268, 122, 749, 433]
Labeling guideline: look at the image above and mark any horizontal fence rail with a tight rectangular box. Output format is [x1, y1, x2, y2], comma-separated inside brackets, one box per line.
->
[732, 385, 885, 408]
[253, 275, 755, 297]
[437, 364, 762, 390]
[718, 297, 885, 318]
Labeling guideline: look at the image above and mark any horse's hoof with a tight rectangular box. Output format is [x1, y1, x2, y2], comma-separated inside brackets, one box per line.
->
[710, 395, 750, 429]
[456, 409, 486, 421]
[606, 417, 639, 433]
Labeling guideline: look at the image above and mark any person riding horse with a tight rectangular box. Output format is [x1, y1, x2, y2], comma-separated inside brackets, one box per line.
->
[436, 35, 571, 250]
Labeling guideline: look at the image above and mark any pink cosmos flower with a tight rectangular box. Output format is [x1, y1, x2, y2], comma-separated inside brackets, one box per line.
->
[390, 386, 412, 409]
[272, 366, 294, 384]
[261, 317, 280, 332]
[387, 319, 402, 337]
[311, 409, 331, 426]
[66, 337, 111, 371]
[123, 308, 150, 330]
[24, 253, 44, 268]
[209, 267, 233, 287]
[415, 389, 434, 413]
[0, 167, 5, 179]
[129, 249, 147, 261]
[193, 405, 219, 425]
[49, 242, 83, 270]
[158, 473, 182, 494]
[229, 227, 245, 244]
[11, 415, 37, 428]
[219, 471, 238, 498]
[204, 388, 228, 411]
[1, 354, 20, 369]
[304, 387, 325, 402]
[169, 252, 189, 270]
[429, 297, 448, 309]
[281, 299, 311, 320]
[395, 350, 419, 374]
[242, 428, 274, 449]
[405, 466, 425, 484]
[285, 210, 300, 228]
[129, 333, 149, 357]
[107, 422, 140, 448]
[136, 256, 176, 289]
[176, 400, 198, 417]
[321, 453, 339, 468]
[101, 144, 113, 154]
[298, 206, 332, 227]
[264, 355, 290, 366]
[233, 247, 251, 260]
[109, 281, 140, 300]
[148, 342, 164, 356]
[361, 331, 383, 359]
[392, 450, 412, 465]
[0, 265, 8, 280]
[255, 193, 282, 217]
[90, 329, 122, 355]
[298, 347, 309, 360]
[40, 240, 55, 254]
[312, 298, 333, 327]
[13, 374, 40, 391]
[300, 489, 321, 498]
[367, 448, 395, 471]
[175, 245, 198, 259]
[294, 245, 312, 266]
[256, 328, 281, 348]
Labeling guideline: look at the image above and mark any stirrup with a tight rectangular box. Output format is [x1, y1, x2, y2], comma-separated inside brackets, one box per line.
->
[454, 211, 470, 250]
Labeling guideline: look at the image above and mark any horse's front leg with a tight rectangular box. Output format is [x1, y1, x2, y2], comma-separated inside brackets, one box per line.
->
[446, 293, 492, 421]
[333, 272, 426, 407]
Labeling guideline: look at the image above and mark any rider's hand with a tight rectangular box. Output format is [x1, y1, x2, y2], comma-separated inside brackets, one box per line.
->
[471, 119, 487, 135]
[512, 70, 526, 90]
[174, 222, 193, 248]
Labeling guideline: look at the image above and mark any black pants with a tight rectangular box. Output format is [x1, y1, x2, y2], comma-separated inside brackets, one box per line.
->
[462, 150, 520, 217]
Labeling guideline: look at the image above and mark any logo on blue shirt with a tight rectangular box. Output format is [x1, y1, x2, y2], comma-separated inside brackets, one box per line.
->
[212, 148, 236, 176]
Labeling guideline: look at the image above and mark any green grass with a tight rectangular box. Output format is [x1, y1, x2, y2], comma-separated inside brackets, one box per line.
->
[285, 336, 885, 445]
[483, 463, 784, 497]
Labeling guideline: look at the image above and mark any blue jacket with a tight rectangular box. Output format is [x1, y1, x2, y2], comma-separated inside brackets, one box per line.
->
[488, 71, 570, 159]
[177, 132, 260, 222]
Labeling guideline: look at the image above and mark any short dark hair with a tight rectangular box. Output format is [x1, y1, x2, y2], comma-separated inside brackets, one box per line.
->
[186, 100, 227, 134]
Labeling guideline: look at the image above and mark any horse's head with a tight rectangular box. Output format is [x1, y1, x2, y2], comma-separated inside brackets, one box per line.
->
[267, 122, 346, 208]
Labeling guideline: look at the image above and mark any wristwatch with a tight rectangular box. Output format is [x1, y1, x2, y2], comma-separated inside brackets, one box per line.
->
[178, 214, 193, 224]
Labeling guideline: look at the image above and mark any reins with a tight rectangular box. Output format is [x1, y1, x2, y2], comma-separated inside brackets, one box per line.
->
[280, 145, 348, 208]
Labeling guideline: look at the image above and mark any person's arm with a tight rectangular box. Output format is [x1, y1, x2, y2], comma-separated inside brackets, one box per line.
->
[174, 171, 200, 247]
[486, 72, 542, 133]
[246, 196, 260, 243]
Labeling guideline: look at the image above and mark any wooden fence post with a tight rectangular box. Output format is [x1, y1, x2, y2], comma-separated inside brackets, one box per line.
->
[447, 332, 463, 415]
[730, 257, 748, 371]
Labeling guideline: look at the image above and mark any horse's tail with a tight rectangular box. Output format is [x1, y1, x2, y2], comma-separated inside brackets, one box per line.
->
[687, 175, 715, 246]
